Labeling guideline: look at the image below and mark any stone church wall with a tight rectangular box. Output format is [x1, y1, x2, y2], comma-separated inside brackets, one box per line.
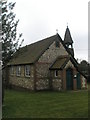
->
[50, 70, 62, 91]
[35, 41, 68, 90]
[9, 65, 35, 90]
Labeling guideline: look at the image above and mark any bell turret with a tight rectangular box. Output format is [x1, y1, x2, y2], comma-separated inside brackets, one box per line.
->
[64, 26, 74, 56]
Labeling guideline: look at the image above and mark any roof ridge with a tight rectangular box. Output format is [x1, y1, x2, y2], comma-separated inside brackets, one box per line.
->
[22, 34, 57, 48]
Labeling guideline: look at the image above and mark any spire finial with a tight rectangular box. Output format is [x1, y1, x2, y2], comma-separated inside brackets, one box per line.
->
[56, 29, 58, 34]
[67, 23, 68, 28]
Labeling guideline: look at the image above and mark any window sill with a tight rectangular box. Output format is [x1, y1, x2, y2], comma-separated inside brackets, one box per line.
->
[55, 76, 58, 78]
[25, 75, 30, 78]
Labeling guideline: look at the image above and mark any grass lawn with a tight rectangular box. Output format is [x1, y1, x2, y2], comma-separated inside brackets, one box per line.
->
[88, 82, 90, 90]
[2, 89, 88, 118]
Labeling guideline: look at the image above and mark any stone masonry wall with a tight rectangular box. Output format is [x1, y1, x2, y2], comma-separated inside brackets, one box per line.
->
[36, 41, 68, 90]
[9, 65, 35, 90]
[51, 70, 62, 91]
[35, 62, 51, 90]
[38, 41, 68, 63]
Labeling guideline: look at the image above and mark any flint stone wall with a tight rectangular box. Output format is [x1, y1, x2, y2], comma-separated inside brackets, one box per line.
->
[36, 41, 68, 90]
[9, 65, 34, 90]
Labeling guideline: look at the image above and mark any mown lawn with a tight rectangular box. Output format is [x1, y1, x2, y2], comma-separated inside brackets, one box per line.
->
[2, 89, 88, 118]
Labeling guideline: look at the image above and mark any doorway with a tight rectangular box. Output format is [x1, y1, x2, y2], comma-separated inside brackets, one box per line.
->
[66, 68, 73, 90]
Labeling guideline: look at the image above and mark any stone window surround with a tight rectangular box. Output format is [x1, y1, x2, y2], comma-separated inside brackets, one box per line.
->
[25, 65, 30, 77]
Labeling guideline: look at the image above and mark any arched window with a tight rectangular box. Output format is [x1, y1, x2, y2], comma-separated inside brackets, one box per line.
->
[55, 70, 58, 77]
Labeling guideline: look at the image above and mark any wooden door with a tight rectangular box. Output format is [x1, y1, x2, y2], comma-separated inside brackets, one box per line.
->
[66, 68, 73, 90]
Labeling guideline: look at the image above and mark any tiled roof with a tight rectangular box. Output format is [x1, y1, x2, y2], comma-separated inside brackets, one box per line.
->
[7, 34, 61, 65]
[49, 56, 70, 70]
[7, 33, 78, 67]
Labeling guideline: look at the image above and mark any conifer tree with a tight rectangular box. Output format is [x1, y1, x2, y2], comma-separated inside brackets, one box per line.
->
[2, 1, 24, 103]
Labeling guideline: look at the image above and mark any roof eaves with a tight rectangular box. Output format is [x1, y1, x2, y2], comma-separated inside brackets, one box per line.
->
[49, 68, 62, 70]
[7, 62, 34, 66]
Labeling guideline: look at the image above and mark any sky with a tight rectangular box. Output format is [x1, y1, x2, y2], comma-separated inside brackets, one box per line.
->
[8, 0, 89, 62]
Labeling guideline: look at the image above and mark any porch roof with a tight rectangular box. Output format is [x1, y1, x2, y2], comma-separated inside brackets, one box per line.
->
[49, 55, 70, 70]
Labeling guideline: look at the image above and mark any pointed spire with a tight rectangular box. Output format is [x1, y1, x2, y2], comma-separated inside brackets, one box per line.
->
[64, 26, 73, 44]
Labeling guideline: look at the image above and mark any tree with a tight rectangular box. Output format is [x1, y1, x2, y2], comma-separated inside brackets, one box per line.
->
[2, 1, 24, 65]
[79, 60, 88, 72]
[78, 60, 90, 82]
[1, 1, 24, 103]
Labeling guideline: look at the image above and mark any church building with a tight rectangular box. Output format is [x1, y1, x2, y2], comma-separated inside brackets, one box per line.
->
[6, 27, 87, 91]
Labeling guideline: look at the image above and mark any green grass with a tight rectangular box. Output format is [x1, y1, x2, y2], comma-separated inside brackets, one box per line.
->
[88, 82, 90, 90]
[2, 89, 88, 118]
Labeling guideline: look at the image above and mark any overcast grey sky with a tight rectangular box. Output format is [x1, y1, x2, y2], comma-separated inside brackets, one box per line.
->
[9, 0, 88, 62]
